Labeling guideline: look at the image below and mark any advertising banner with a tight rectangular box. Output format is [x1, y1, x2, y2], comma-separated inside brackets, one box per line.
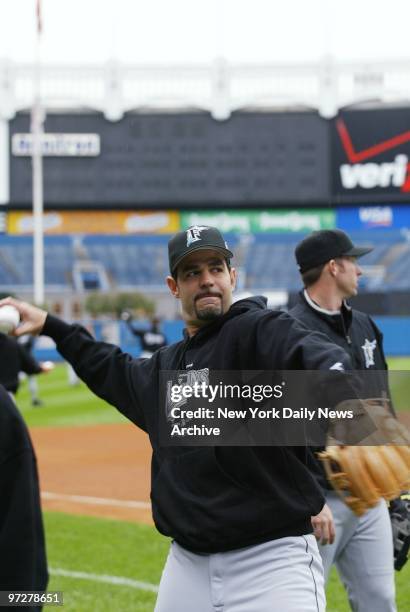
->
[7, 210, 180, 235]
[337, 205, 410, 231]
[181, 209, 335, 233]
[332, 108, 410, 202]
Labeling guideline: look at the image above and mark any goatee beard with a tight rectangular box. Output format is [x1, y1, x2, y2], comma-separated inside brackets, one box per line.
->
[195, 305, 223, 321]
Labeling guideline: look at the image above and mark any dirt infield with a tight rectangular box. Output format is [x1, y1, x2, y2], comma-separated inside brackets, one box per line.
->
[31, 423, 153, 524]
[31, 413, 410, 524]
[399, 412, 410, 427]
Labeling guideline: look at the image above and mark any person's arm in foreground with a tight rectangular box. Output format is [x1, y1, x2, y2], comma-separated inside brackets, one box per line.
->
[1, 297, 148, 429]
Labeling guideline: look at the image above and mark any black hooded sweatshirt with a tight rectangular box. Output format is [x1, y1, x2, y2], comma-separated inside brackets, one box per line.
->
[0, 385, 48, 608]
[43, 296, 352, 553]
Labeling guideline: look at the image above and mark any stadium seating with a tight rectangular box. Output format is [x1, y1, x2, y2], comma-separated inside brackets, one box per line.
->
[348, 230, 410, 291]
[82, 234, 240, 288]
[0, 235, 74, 289]
[0, 230, 409, 292]
[83, 235, 170, 287]
[245, 230, 410, 291]
[245, 234, 302, 290]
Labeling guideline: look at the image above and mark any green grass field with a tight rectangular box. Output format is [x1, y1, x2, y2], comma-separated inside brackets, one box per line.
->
[387, 357, 410, 370]
[19, 364, 126, 428]
[16, 360, 410, 611]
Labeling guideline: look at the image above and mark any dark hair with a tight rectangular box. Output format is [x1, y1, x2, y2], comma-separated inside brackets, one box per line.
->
[172, 258, 231, 281]
[301, 263, 326, 288]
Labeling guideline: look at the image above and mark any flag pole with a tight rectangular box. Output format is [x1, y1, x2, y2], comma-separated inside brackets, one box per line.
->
[32, 0, 44, 306]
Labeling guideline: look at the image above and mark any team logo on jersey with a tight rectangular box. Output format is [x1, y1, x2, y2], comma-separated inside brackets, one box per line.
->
[361, 338, 377, 368]
[329, 362, 345, 371]
[166, 368, 209, 422]
[186, 225, 209, 246]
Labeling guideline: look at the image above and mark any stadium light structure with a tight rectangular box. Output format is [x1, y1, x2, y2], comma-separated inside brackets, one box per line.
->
[31, 0, 45, 305]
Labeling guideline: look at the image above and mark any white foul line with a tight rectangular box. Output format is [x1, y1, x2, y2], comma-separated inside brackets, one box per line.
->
[42, 491, 151, 510]
[50, 567, 158, 593]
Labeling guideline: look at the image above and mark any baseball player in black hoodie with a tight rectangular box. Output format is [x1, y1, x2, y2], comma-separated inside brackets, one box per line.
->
[121, 312, 167, 357]
[290, 229, 396, 612]
[1, 226, 358, 612]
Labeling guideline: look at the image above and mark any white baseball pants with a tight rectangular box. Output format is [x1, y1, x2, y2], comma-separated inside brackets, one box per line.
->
[319, 491, 396, 612]
[155, 534, 325, 612]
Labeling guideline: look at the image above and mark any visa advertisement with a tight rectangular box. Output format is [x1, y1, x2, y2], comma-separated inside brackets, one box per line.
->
[337, 205, 410, 231]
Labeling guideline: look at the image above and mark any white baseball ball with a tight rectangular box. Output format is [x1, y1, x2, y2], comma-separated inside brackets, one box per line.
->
[0, 305, 20, 334]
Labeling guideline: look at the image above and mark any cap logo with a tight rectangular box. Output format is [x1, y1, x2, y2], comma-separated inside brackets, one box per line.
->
[186, 225, 209, 246]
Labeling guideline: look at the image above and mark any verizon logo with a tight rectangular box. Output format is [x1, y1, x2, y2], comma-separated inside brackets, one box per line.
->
[337, 118, 410, 192]
[340, 154, 408, 189]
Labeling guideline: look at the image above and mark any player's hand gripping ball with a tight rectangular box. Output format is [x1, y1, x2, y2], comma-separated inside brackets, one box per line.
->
[0, 305, 20, 334]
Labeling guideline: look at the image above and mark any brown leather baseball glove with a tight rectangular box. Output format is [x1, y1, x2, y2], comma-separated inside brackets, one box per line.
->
[319, 444, 410, 516]
[319, 399, 410, 516]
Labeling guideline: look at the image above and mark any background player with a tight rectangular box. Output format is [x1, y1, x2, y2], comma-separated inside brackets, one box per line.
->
[290, 229, 398, 611]
[121, 312, 167, 357]
[0, 331, 53, 402]
[18, 334, 43, 405]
